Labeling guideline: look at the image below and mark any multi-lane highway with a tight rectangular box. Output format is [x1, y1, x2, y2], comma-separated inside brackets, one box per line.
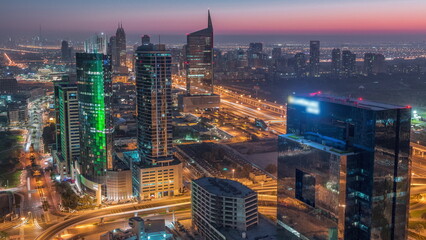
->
[35, 198, 191, 240]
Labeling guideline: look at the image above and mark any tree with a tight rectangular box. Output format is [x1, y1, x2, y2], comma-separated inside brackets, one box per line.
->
[0, 231, 8, 240]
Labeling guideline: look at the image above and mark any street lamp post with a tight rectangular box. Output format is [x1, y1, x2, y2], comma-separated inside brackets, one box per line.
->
[232, 169, 235, 179]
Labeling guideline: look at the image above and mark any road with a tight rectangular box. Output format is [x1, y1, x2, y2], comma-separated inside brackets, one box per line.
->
[35, 200, 191, 240]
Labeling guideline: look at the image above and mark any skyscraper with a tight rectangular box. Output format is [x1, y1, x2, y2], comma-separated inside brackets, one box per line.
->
[179, 11, 220, 112]
[248, 42, 264, 68]
[272, 47, 282, 60]
[53, 80, 79, 178]
[309, 40, 320, 77]
[61, 40, 72, 61]
[76, 51, 113, 190]
[342, 50, 356, 77]
[294, 52, 307, 77]
[185, 10, 214, 95]
[364, 53, 385, 75]
[133, 44, 182, 199]
[331, 48, 341, 77]
[277, 94, 411, 240]
[115, 23, 126, 69]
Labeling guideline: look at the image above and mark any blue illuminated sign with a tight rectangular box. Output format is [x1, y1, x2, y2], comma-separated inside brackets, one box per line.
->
[288, 96, 320, 114]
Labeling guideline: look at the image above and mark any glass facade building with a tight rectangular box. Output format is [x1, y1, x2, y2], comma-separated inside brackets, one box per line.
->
[185, 10, 214, 95]
[76, 53, 113, 185]
[309, 40, 320, 77]
[278, 94, 411, 240]
[133, 45, 183, 200]
[54, 81, 79, 175]
[135, 45, 173, 165]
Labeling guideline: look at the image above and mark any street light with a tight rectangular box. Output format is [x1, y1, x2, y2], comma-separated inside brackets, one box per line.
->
[232, 169, 235, 179]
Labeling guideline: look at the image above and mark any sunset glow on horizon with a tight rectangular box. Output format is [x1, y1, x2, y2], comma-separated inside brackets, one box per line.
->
[1, 0, 426, 35]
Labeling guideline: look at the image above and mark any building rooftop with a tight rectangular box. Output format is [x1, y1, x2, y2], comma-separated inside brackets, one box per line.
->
[294, 93, 409, 111]
[220, 216, 277, 240]
[193, 177, 255, 198]
[280, 134, 358, 156]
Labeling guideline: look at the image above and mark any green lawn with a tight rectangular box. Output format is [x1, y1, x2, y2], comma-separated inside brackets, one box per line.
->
[0, 170, 23, 188]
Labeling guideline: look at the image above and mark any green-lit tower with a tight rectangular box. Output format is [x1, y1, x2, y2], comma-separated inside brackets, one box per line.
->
[76, 52, 113, 190]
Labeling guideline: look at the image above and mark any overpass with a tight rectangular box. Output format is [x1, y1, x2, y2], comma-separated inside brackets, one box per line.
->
[214, 86, 286, 117]
[411, 142, 426, 158]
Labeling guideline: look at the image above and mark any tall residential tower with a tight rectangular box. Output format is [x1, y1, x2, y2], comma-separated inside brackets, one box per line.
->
[133, 44, 182, 199]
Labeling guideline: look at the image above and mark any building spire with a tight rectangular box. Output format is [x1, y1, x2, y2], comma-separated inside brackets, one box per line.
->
[208, 10, 213, 30]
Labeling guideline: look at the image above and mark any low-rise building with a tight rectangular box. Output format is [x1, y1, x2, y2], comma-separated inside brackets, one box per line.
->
[192, 177, 259, 240]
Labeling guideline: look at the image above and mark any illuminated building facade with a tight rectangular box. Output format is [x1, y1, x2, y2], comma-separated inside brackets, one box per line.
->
[76, 52, 113, 190]
[278, 94, 411, 240]
[53, 80, 79, 178]
[185, 10, 214, 95]
[309, 40, 320, 77]
[133, 44, 182, 199]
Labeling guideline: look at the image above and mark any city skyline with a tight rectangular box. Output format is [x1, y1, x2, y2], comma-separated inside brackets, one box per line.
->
[1, 0, 426, 37]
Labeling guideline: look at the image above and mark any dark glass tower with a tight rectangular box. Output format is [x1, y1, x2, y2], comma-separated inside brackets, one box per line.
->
[115, 23, 126, 68]
[331, 48, 341, 77]
[185, 10, 214, 95]
[342, 50, 356, 77]
[309, 40, 320, 77]
[135, 44, 174, 165]
[76, 52, 113, 185]
[277, 94, 411, 240]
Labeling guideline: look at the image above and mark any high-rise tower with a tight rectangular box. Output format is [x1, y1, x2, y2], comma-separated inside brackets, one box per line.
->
[331, 48, 341, 77]
[179, 11, 220, 112]
[115, 23, 126, 68]
[133, 44, 182, 199]
[76, 49, 113, 189]
[53, 79, 79, 178]
[185, 10, 214, 95]
[309, 40, 320, 77]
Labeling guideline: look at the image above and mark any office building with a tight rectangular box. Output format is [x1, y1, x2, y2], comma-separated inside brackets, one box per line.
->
[133, 44, 183, 200]
[248, 42, 265, 68]
[294, 52, 307, 77]
[309, 40, 320, 77]
[342, 50, 356, 77]
[277, 94, 411, 240]
[61, 40, 72, 61]
[364, 53, 385, 75]
[115, 23, 126, 68]
[331, 48, 341, 77]
[192, 177, 259, 240]
[185, 10, 214, 95]
[180, 11, 220, 112]
[76, 50, 113, 198]
[272, 47, 282, 60]
[53, 80, 79, 178]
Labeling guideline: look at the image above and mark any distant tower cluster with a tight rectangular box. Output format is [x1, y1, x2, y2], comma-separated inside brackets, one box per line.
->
[364, 53, 385, 75]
